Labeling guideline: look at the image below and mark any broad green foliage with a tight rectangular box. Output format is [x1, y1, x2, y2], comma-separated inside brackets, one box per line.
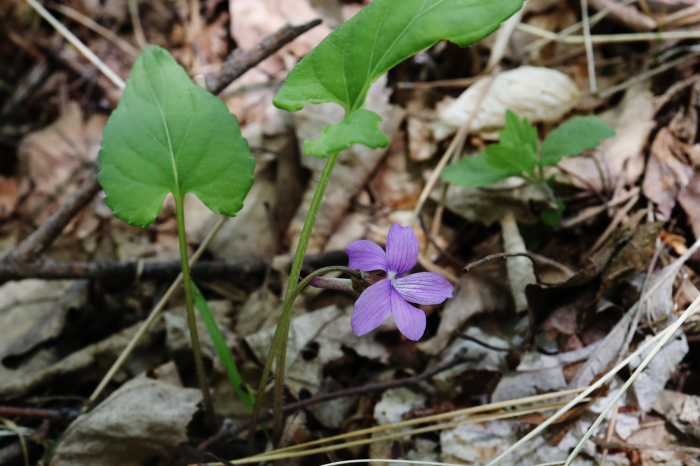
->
[441, 109, 615, 225]
[304, 109, 388, 158]
[539, 116, 617, 166]
[274, 0, 525, 157]
[98, 46, 255, 228]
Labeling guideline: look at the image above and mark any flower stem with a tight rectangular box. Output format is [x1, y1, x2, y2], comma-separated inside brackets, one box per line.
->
[175, 194, 217, 432]
[248, 152, 339, 448]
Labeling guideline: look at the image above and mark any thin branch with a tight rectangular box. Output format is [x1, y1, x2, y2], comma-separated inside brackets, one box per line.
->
[463, 252, 559, 286]
[0, 171, 101, 270]
[591, 438, 700, 455]
[198, 358, 475, 450]
[0, 406, 79, 423]
[0, 250, 348, 282]
[206, 19, 323, 94]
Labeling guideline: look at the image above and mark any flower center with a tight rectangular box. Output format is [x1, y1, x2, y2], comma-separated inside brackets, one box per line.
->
[388, 271, 397, 280]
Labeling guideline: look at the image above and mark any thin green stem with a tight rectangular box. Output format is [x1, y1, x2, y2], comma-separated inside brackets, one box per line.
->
[175, 194, 217, 432]
[248, 152, 340, 449]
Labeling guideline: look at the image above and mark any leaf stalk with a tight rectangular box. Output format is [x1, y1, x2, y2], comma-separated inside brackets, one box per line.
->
[248, 152, 340, 448]
[175, 194, 217, 432]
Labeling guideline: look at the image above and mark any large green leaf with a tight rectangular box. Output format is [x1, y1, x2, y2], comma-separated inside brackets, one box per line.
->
[274, 0, 523, 113]
[273, 0, 524, 157]
[539, 116, 616, 166]
[98, 46, 255, 228]
[441, 151, 519, 187]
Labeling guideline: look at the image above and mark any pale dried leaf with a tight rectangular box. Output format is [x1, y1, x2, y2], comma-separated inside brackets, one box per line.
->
[433, 67, 580, 140]
[50, 377, 201, 466]
[643, 128, 693, 221]
[18, 102, 105, 195]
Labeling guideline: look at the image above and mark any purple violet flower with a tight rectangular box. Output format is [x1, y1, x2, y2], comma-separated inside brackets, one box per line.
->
[347, 223, 454, 341]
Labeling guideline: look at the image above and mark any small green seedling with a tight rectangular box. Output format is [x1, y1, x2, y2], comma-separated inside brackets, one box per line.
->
[98, 45, 255, 427]
[441, 109, 615, 225]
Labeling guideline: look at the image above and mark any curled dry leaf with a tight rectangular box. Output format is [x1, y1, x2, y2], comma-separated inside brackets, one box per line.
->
[18, 102, 106, 196]
[653, 390, 700, 439]
[444, 180, 551, 226]
[419, 274, 511, 355]
[630, 333, 688, 413]
[558, 83, 656, 191]
[433, 67, 580, 141]
[643, 128, 693, 221]
[50, 377, 202, 466]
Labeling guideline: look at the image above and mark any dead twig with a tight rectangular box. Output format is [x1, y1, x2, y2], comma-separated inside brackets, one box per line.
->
[205, 19, 323, 94]
[591, 438, 700, 455]
[463, 252, 559, 286]
[0, 171, 101, 272]
[0, 251, 348, 282]
[0, 406, 79, 423]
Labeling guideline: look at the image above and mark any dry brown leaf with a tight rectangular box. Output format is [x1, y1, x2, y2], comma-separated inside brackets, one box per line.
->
[678, 172, 700, 239]
[653, 390, 700, 439]
[50, 376, 201, 466]
[0, 176, 19, 221]
[367, 133, 423, 209]
[558, 83, 656, 191]
[419, 274, 510, 355]
[18, 102, 106, 196]
[630, 333, 688, 413]
[643, 128, 693, 221]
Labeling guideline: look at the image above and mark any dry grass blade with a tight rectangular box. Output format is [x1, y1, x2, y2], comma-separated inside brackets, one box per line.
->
[318, 460, 565, 466]
[1, 419, 29, 466]
[210, 401, 574, 465]
[24, 0, 126, 89]
[48, 2, 140, 57]
[517, 23, 700, 43]
[244, 388, 585, 459]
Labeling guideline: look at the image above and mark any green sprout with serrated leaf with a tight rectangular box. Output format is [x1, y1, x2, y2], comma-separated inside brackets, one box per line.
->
[441, 109, 616, 226]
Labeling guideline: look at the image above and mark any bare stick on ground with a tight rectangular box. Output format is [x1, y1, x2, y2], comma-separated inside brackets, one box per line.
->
[205, 19, 323, 95]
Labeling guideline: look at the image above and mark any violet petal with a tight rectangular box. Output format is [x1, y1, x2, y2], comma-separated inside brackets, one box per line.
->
[392, 272, 454, 305]
[351, 280, 392, 336]
[390, 287, 426, 341]
[385, 223, 419, 275]
[347, 240, 387, 272]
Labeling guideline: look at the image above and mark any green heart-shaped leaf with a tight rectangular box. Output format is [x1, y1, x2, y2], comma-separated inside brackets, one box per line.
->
[98, 46, 255, 228]
[273, 0, 524, 158]
[274, 0, 524, 114]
